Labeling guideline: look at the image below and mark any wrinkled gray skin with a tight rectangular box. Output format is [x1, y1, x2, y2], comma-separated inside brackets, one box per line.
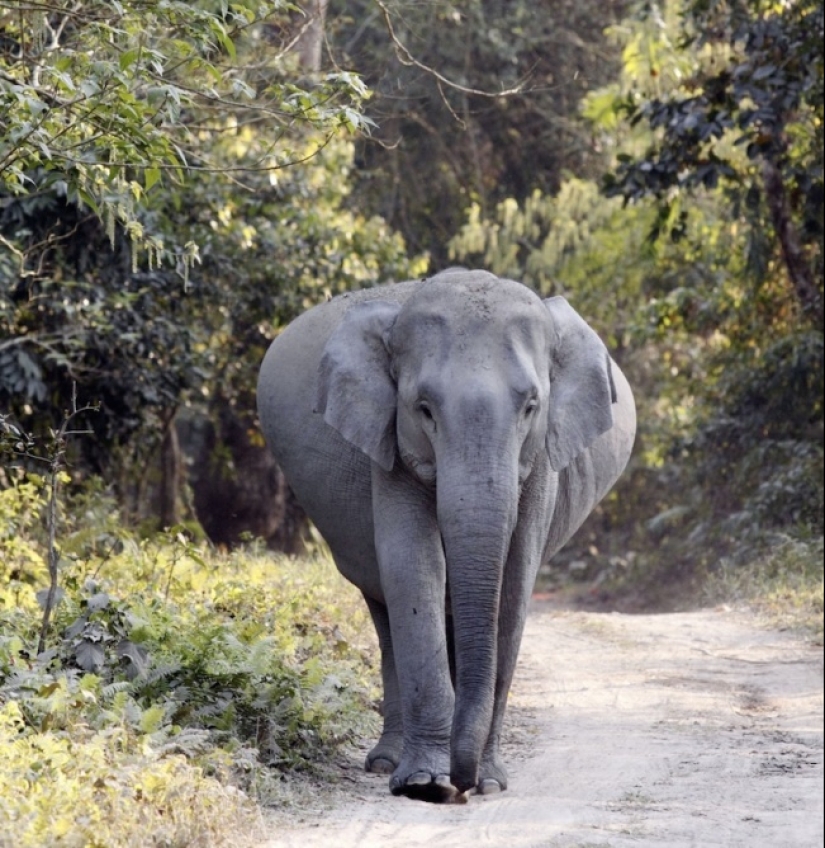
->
[257, 270, 636, 803]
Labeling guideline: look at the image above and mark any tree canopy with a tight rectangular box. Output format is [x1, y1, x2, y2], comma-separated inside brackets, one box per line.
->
[326, 0, 630, 262]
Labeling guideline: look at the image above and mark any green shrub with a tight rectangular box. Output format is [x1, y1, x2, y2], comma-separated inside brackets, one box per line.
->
[0, 476, 379, 845]
[0, 699, 265, 848]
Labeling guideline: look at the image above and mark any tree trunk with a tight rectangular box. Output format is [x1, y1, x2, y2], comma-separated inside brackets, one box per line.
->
[159, 412, 181, 529]
[269, 487, 308, 556]
[762, 159, 824, 327]
[295, 0, 329, 72]
[185, 404, 309, 553]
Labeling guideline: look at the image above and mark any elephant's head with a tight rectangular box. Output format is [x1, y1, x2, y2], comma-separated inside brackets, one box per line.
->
[317, 270, 616, 478]
[316, 269, 616, 790]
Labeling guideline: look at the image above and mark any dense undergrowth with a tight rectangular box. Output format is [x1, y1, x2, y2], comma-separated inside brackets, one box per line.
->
[0, 477, 379, 848]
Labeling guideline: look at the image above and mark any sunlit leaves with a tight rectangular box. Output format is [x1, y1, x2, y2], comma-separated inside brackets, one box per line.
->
[600, 0, 823, 252]
[0, 479, 378, 843]
[326, 0, 628, 265]
[0, 0, 372, 259]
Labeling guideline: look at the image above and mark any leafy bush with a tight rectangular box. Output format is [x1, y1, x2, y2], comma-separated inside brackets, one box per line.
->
[0, 476, 379, 845]
[0, 698, 264, 848]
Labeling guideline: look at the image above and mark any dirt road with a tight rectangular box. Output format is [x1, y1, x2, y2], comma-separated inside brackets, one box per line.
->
[266, 600, 824, 848]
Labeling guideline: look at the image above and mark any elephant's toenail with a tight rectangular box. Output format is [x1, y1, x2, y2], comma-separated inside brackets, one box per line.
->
[407, 771, 433, 786]
[367, 756, 396, 775]
[477, 778, 502, 795]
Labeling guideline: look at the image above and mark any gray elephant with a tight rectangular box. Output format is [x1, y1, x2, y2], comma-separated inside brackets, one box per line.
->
[257, 269, 635, 802]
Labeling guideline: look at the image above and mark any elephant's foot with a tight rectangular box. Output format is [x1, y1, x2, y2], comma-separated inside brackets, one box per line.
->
[389, 749, 465, 803]
[390, 771, 462, 803]
[476, 753, 508, 795]
[365, 732, 402, 775]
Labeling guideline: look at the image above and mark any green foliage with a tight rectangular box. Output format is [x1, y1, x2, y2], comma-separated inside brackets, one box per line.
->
[0, 475, 379, 844]
[0, 472, 48, 587]
[0, 0, 372, 257]
[450, 179, 657, 343]
[155, 135, 427, 414]
[598, 0, 824, 321]
[605, 0, 823, 197]
[449, 3, 824, 610]
[0, 698, 266, 848]
[1, 1, 418, 507]
[1, 130, 423, 497]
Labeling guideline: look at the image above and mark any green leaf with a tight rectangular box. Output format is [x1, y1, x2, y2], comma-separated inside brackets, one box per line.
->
[119, 48, 140, 71]
[139, 703, 165, 734]
[212, 23, 237, 61]
[74, 640, 105, 672]
[74, 189, 100, 215]
[144, 167, 162, 191]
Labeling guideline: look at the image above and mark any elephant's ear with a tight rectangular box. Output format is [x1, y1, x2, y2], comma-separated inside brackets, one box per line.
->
[316, 300, 401, 472]
[544, 296, 617, 472]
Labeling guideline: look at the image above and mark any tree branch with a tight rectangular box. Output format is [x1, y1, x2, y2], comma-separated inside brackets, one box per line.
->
[37, 384, 98, 655]
[373, 0, 525, 99]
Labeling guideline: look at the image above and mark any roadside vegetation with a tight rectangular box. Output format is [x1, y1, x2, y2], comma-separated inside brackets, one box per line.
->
[704, 537, 824, 642]
[0, 477, 378, 847]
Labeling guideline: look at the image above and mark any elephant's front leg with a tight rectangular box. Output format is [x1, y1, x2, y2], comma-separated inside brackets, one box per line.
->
[478, 462, 557, 794]
[372, 465, 457, 802]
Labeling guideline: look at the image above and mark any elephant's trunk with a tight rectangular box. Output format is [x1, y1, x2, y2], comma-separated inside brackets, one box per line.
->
[437, 450, 518, 794]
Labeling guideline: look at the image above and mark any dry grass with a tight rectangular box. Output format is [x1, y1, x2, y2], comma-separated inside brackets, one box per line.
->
[704, 536, 824, 643]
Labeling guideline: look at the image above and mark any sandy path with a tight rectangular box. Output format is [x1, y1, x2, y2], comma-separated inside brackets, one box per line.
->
[265, 601, 824, 848]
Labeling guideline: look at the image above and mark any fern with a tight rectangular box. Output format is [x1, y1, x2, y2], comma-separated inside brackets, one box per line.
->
[101, 680, 131, 700]
[130, 659, 181, 693]
[156, 726, 212, 759]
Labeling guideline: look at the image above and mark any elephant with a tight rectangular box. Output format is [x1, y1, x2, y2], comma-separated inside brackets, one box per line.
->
[256, 268, 636, 803]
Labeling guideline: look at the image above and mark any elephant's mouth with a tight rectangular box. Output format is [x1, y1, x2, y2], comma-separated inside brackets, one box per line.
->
[398, 447, 437, 486]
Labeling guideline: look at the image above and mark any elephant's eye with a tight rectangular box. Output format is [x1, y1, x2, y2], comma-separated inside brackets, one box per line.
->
[524, 396, 539, 417]
[417, 401, 434, 423]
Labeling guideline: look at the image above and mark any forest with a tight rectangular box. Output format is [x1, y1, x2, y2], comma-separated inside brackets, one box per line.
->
[0, 0, 822, 844]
